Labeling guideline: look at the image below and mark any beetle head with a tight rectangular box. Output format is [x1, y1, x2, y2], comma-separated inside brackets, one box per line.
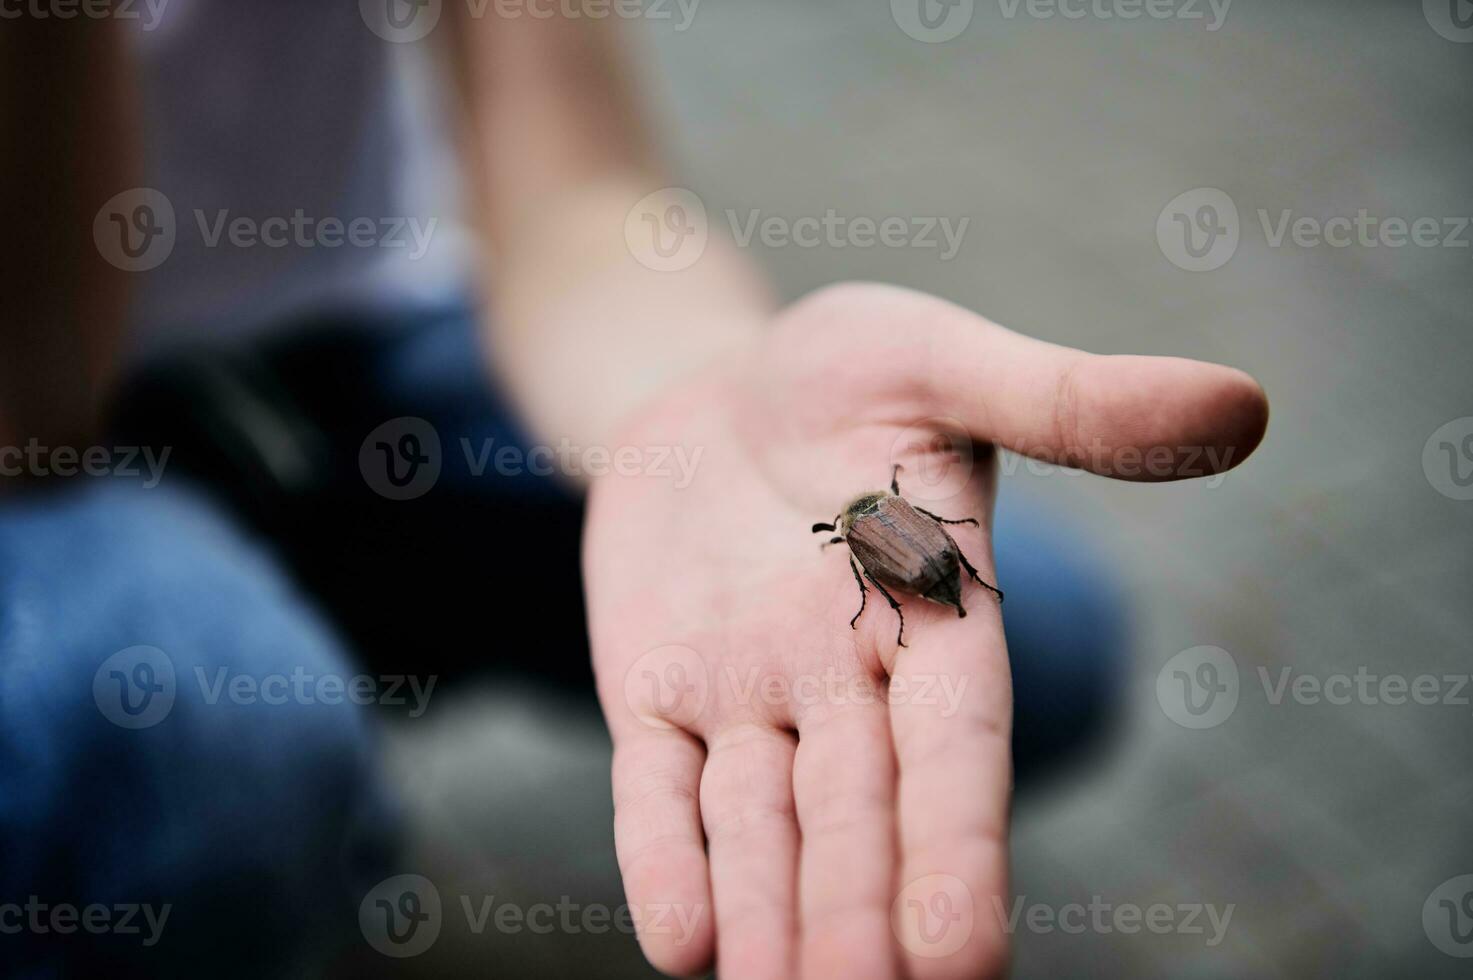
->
[840, 492, 888, 531]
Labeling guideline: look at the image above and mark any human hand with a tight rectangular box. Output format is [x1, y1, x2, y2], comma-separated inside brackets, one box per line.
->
[584, 283, 1268, 978]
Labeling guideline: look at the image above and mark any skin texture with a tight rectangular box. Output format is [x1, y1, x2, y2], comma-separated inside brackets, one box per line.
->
[585, 282, 1269, 979]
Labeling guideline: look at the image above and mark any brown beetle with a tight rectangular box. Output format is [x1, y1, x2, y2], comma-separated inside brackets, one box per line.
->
[811, 465, 1003, 647]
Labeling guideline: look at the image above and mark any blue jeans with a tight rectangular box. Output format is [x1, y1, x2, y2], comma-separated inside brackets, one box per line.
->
[0, 305, 1124, 976]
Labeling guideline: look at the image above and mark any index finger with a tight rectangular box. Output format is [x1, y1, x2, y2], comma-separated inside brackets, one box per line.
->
[886, 532, 1013, 980]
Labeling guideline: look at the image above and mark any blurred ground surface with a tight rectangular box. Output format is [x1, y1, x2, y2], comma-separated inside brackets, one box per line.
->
[380, 2, 1473, 976]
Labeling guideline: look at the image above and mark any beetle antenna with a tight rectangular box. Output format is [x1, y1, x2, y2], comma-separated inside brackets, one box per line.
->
[811, 521, 836, 534]
[890, 464, 902, 495]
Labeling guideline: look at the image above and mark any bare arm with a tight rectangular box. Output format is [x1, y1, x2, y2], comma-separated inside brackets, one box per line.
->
[445, 10, 773, 452]
[0, 16, 137, 465]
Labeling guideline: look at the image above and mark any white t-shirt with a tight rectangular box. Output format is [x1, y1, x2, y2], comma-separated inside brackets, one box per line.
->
[128, 0, 470, 358]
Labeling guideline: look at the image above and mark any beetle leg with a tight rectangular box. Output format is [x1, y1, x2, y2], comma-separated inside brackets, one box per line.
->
[890, 464, 902, 495]
[848, 556, 868, 629]
[864, 572, 907, 648]
[956, 547, 1005, 603]
[914, 505, 980, 529]
[811, 513, 841, 534]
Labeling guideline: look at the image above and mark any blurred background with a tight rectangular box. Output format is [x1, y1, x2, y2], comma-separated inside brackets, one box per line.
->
[374, 1, 1473, 977]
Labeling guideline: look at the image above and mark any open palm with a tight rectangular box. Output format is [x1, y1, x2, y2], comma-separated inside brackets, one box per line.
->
[583, 283, 1268, 979]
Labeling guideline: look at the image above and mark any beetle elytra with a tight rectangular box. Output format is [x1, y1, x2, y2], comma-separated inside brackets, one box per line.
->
[811, 464, 1003, 648]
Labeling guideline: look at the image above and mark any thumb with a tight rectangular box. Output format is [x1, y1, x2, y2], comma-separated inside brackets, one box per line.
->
[784, 283, 1270, 482]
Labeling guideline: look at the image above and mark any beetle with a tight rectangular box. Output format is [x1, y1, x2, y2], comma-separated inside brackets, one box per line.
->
[811, 464, 1003, 648]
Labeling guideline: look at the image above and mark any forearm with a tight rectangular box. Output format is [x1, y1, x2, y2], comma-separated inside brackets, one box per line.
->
[0, 17, 136, 459]
[448, 12, 773, 452]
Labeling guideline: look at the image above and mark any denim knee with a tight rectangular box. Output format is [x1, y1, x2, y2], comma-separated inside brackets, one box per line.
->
[993, 496, 1129, 784]
[0, 480, 399, 975]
